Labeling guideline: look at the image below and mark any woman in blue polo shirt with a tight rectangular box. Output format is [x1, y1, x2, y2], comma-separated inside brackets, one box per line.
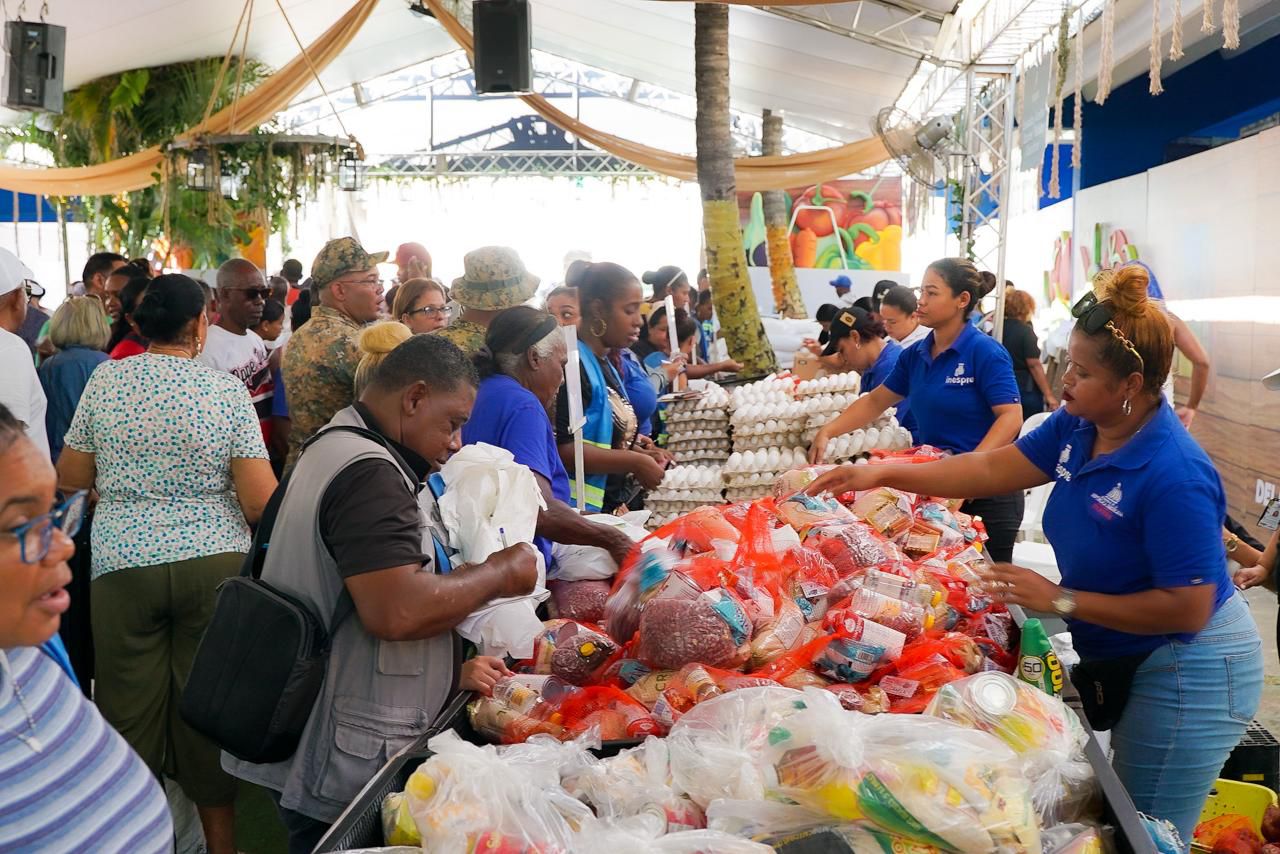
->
[810, 258, 1024, 561]
[818, 306, 914, 436]
[805, 264, 1262, 843]
[464, 306, 634, 570]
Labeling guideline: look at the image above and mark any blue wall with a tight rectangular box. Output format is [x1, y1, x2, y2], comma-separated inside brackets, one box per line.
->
[1076, 30, 1280, 189]
[0, 191, 64, 223]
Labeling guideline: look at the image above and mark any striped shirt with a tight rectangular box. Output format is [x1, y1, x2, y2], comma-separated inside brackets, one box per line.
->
[0, 647, 172, 853]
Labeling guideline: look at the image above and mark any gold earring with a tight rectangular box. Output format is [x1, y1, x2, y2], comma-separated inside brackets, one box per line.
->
[1122, 398, 1132, 416]
[590, 316, 608, 338]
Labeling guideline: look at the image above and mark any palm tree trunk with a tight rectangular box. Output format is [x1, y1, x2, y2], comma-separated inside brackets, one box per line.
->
[762, 109, 806, 319]
[695, 3, 778, 377]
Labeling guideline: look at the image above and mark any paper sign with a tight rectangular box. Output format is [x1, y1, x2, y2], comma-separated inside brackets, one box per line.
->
[664, 294, 678, 356]
[561, 324, 586, 433]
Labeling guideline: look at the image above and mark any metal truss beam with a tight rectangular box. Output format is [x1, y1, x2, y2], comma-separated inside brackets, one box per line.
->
[371, 150, 652, 178]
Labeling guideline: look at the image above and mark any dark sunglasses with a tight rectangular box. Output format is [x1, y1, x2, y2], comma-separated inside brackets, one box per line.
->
[227, 287, 271, 301]
[1071, 291, 1145, 372]
[4, 490, 87, 564]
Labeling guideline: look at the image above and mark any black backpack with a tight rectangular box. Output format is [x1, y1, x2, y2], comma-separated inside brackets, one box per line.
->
[179, 425, 414, 764]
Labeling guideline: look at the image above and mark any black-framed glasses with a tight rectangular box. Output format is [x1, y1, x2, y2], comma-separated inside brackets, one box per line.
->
[406, 305, 452, 319]
[4, 490, 87, 564]
[1071, 291, 1145, 373]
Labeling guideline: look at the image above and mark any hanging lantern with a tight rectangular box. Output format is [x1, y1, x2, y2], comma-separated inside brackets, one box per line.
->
[185, 147, 214, 192]
[337, 148, 366, 192]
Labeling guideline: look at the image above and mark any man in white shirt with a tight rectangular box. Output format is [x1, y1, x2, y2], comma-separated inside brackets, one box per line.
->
[0, 249, 48, 456]
[199, 259, 273, 422]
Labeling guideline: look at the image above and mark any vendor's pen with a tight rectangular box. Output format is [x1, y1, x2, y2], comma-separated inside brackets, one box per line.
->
[499, 527, 509, 549]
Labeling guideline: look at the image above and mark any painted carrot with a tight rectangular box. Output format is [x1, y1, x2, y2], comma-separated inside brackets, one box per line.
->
[793, 227, 818, 268]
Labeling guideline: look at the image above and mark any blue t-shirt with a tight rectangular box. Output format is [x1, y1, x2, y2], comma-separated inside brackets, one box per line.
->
[1015, 401, 1233, 658]
[618, 349, 658, 437]
[462, 374, 570, 569]
[883, 323, 1020, 453]
[37, 344, 108, 462]
[862, 339, 915, 441]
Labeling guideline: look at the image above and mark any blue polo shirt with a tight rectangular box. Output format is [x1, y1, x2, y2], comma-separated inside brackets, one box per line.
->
[883, 324, 1020, 453]
[462, 374, 570, 569]
[1015, 401, 1233, 658]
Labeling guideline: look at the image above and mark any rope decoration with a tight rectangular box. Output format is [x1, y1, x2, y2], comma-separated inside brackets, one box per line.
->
[1149, 0, 1164, 95]
[1170, 0, 1185, 59]
[1072, 7, 1083, 170]
[1223, 0, 1241, 48]
[1096, 0, 1116, 104]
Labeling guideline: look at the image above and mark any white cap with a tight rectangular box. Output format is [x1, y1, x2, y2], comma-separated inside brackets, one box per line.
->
[0, 248, 34, 298]
[1263, 367, 1280, 392]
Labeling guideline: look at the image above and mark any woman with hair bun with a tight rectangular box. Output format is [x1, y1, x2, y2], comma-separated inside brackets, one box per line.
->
[54, 274, 277, 854]
[806, 263, 1261, 842]
[354, 320, 414, 397]
[811, 257, 1024, 562]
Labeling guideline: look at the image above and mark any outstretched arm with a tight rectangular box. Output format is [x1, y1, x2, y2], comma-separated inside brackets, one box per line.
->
[805, 442, 1051, 500]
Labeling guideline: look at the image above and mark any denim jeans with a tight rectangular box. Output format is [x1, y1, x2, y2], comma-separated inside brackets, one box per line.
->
[1110, 593, 1263, 846]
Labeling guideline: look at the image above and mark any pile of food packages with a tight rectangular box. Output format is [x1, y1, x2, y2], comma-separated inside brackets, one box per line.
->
[372, 422, 1111, 853]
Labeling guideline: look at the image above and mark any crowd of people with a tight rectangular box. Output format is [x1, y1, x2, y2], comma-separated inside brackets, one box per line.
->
[0, 235, 1275, 853]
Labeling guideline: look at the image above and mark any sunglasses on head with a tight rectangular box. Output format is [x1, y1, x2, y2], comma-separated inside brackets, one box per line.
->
[1071, 291, 1145, 374]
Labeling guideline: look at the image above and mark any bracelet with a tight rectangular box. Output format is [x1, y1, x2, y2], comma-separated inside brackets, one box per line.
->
[1225, 534, 1241, 554]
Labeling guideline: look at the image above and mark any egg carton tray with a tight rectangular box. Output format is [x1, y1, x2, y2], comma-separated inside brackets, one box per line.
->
[795, 376, 860, 396]
[665, 414, 730, 427]
[733, 438, 806, 453]
[647, 487, 724, 502]
[666, 442, 733, 454]
[724, 488, 775, 503]
[733, 420, 808, 435]
[671, 454, 730, 465]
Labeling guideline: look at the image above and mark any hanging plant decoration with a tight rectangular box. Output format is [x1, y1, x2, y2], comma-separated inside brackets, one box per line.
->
[1223, 0, 1241, 48]
[1149, 0, 1164, 94]
[1203, 0, 1216, 34]
[1096, 0, 1117, 104]
[1170, 0, 1185, 59]
[1048, 3, 1070, 199]
[1072, 7, 1084, 170]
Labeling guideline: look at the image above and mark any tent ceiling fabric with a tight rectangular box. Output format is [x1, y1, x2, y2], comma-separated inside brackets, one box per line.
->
[3, 0, 948, 145]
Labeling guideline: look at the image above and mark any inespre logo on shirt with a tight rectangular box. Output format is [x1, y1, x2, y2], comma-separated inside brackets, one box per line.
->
[1055, 444, 1073, 481]
[945, 361, 975, 386]
[1089, 482, 1126, 520]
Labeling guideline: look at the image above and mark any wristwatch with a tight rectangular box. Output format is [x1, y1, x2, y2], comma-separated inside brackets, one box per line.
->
[1050, 588, 1077, 618]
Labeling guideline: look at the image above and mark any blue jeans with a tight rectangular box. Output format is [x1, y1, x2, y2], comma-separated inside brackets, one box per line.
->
[1110, 593, 1263, 846]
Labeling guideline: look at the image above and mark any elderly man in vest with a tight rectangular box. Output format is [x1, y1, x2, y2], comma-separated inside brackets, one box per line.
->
[223, 334, 538, 853]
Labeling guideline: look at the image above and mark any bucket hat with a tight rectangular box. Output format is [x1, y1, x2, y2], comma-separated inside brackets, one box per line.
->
[451, 246, 539, 310]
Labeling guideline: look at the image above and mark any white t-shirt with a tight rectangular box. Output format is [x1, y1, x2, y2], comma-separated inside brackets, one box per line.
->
[898, 323, 931, 349]
[198, 325, 273, 419]
[0, 326, 49, 456]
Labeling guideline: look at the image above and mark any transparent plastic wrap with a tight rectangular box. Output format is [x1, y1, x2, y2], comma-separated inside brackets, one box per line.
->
[468, 676, 569, 744]
[829, 587, 932, 639]
[850, 488, 917, 538]
[784, 546, 839, 624]
[560, 736, 705, 834]
[806, 522, 907, 579]
[404, 729, 596, 853]
[775, 492, 857, 537]
[523, 620, 620, 686]
[924, 672, 1099, 825]
[652, 505, 741, 553]
[636, 588, 752, 671]
[749, 598, 807, 668]
[855, 567, 944, 610]
[665, 686, 810, 808]
[773, 465, 838, 500]
[767, 690, 1040, 853]
[1041, 822, 1111, 854]
[547, 579, 612, 624]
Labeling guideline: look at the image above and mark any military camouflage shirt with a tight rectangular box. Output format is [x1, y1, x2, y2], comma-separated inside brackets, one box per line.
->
[283, 305, 363, 469]
[431, 319, 488, 358]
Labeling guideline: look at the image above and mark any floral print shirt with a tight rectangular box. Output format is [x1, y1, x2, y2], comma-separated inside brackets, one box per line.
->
[64, 353, 268, 578]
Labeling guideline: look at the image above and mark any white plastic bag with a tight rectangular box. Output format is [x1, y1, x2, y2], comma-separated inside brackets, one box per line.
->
[549, 512, 650, 582]
[435, 443, 550, 658]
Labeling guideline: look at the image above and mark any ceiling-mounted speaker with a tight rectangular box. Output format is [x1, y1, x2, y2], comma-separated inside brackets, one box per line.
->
[473, 0, 531, 95]
[4, 21, 65, 113]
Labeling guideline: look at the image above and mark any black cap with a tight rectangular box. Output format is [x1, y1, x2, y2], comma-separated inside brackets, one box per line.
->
[821, 306, 875, 356]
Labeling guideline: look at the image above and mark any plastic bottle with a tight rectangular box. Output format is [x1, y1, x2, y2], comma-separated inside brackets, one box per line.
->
[1016, 618, 1064, 696]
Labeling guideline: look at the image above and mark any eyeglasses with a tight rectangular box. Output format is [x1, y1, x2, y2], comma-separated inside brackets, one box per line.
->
[1071, 291, 1145, 374]
[3, 490, 87, 564]
[227, 287, 271, 301]
[406, 305, 452, 319]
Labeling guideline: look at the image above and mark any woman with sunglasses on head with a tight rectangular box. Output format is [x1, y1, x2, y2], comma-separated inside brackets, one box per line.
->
[55, 274, 277, 854]
[393, 277, 452, 334]
[0, 403, 174, 852]
[806, 264, 1261, 843]
[810, 258, 1025, 562]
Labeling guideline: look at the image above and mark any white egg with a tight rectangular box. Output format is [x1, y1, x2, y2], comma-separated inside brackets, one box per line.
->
[767, 447, 780, 467]
[864, 427, 880, 449]
[765, 419, 778, 433]
[743, 450, 757, 469]
[727, 452, 742, 472]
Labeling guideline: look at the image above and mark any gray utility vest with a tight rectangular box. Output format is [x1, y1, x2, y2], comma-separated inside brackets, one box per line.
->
[223, 406, 458, 823]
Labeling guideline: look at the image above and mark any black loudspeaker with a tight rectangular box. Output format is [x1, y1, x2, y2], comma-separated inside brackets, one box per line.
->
[473, 0, 531, 95]
[5, 21, 65, 113]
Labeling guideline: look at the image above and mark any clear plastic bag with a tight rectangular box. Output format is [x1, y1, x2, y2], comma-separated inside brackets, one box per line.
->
[768, 689, 1041, 853]
[523, 619, 620, 686]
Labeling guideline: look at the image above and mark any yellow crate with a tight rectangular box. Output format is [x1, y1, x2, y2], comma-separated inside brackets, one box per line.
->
[1192, 778, 1278, 851]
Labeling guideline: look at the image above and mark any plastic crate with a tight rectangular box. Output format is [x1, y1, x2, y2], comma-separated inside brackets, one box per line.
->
[1220, 720, 1280, 794]
[1192, 779, 1278, 853]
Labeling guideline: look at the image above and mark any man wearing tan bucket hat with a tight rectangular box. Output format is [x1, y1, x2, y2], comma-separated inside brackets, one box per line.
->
[283, 237, 388, 468]
[433, 246, 539, 357]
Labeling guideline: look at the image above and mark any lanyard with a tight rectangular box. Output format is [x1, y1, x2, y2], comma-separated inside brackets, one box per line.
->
[426, 473, 454, 573]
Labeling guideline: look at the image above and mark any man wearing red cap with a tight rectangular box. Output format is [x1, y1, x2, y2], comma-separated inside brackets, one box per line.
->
[394, 242, 432, 283]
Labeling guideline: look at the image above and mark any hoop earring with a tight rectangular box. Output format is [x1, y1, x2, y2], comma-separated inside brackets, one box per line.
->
[1122, 398, 1132, 416]
[589, 317, 608, 338]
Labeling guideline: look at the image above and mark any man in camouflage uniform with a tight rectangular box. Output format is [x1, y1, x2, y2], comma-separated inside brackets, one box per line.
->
[433, 246, 538, 356]
[282, 237, 387, 469]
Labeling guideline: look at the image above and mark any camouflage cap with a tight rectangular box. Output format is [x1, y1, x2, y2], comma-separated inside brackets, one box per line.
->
[450, 246, 539, 310]
[311, 237, 389, 289]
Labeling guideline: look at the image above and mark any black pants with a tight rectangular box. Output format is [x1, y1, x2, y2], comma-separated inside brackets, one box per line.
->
[268, 790, 331, 854]
[58, 512, 94, 695]
[1020, 391, 1045, 423]
[962, 491, 1025, 565]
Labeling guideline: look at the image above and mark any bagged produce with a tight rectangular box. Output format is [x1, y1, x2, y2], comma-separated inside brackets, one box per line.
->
[636, 589, 752, 671]
[924, 672, 1098, 824]
[1195, 815, 1265, 854]
[749, 598, 807, 667]
[560, 736, 705, 833]
[783, 545, 839, 623]
[548, 579, 612, 623]
[524, 620, 620, 686]
[653, 505, 741, 553]
[876, 655, 968, 714]
[554, 685, 662, 741]
[807, 522, 906, 579]
[768, 690, 1040, 853]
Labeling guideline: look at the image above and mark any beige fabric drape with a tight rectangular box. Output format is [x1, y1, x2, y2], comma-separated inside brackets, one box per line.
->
[648, 0, 853, 4]
[423, 0, 889, 191]
[0, 0, 379, 196]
